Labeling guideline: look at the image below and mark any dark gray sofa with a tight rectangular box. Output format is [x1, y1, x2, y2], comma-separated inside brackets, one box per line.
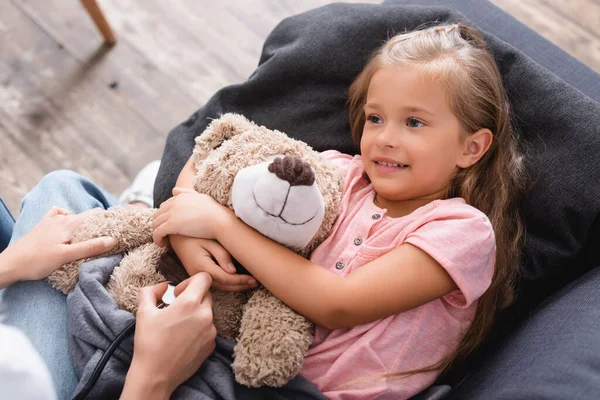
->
[154, 1, 600, 398]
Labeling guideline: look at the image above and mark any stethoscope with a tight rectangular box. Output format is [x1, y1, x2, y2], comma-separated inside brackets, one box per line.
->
[72, 283, 176, 400]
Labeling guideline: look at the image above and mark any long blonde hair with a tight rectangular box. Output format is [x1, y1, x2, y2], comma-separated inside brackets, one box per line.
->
[348, 24, 527, 378]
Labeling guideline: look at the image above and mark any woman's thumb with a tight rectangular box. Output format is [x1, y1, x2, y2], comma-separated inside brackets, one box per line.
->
[66, 236, 118, 261]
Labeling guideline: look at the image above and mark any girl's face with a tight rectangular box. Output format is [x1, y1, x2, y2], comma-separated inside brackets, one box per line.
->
[360, 64, 466, 215]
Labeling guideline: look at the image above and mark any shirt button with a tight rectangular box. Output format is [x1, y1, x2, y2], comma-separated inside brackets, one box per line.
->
[372, 213, 381, 220]
[353, 237, 363, 246]
[335, 261, 345, 270]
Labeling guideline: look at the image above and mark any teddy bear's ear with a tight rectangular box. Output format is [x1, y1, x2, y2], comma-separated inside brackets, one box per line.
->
[193, 113, 255, 164]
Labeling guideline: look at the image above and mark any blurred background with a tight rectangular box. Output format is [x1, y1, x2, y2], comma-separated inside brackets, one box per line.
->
[1, 0, 598, 216]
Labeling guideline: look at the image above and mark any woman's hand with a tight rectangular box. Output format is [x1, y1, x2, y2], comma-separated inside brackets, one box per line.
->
[169, 235, 257, 292]
[121, 273, 217, 399]
[152, 188, 234, 248]
[0, 206, 118, 288]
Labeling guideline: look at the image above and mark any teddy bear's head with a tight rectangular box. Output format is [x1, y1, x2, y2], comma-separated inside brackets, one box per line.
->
[192, 113, 343, 257]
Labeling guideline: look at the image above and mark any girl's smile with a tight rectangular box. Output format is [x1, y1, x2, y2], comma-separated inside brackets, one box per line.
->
[360, 64, 466, 216]
[372, 156, 410, 174]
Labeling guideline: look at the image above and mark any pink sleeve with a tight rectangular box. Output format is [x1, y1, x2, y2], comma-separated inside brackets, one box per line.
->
[321, 149, 353, 175]
[404, 203, 496, 309]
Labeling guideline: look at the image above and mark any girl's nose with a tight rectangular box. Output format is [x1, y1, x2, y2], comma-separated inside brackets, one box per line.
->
[375, 125, 399, 148]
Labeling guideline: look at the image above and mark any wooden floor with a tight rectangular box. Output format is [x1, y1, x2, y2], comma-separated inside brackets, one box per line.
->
[1, 0, 598, 216]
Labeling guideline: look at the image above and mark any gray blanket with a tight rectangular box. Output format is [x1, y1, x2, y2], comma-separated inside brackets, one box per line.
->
[67, 256, 326, 399]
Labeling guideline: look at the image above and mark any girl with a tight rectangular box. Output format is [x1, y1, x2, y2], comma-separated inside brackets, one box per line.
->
[154, 23, 526, 399]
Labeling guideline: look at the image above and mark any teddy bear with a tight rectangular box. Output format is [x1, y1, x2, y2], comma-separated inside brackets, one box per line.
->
[47, 113, 344, 388]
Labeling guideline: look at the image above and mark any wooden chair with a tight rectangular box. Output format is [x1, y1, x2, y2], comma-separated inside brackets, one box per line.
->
[80, 0, 116, 45]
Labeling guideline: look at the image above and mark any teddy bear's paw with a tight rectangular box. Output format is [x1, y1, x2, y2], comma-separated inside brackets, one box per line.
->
[211, 290, 251, 341]
[106, 243, 167, 314]
[232, 329, 309, 388]
[232, 289, 314, 387]
[47, 260, 82, 294]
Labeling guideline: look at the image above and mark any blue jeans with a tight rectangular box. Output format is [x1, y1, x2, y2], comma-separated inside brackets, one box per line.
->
[0, 196, 14, 252]
[1, 170, 118, 400]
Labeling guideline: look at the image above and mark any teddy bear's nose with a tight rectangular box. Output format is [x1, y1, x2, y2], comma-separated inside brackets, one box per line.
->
[268, 156, 315, 186]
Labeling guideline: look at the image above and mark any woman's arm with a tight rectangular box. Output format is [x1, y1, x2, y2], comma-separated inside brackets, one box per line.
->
[153, 192, 458, 330]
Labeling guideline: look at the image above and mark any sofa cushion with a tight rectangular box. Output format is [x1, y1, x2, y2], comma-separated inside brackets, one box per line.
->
[447, 265, 600, 399]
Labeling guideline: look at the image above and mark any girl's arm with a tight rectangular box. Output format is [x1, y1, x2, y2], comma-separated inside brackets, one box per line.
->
[214, 209, 458, 329]
[170, 155, 256, 291]
[175, 155, 196, 189]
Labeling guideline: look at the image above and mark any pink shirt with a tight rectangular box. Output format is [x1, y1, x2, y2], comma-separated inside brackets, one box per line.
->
[300, 151, 496, 399]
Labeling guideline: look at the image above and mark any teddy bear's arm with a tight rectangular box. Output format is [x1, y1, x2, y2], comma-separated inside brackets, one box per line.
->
[48, 206, 155, 294]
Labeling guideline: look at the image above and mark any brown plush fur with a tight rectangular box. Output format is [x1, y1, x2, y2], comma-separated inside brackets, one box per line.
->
[49, 113, 343, 387]
[48, 206, 156, 294]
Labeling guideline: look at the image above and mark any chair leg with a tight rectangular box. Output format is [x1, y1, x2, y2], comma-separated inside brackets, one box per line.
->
[80, 0, 116, 45]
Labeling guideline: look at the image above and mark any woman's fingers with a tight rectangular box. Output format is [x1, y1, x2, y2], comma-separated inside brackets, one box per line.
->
[43, 206, 72, 219]
[174, 272, 212, 302]
[68, 208, 103, 229]
[138, 282, 168, 311]
[64, 236, 118, 261]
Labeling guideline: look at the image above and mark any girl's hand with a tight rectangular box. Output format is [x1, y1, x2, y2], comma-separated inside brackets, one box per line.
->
[122, 274, 217, 399]
[152, 188, 234, 247]
[169, 235, 257, 292]
[1, 207, 118, 286]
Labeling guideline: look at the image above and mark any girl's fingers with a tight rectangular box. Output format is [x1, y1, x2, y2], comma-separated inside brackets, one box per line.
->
[203, 240, 235, 274]
[212, 283, 255, 292]
[192, 256, 255, 288]
[173, 187, 197, 196]
[152, 221, 170, 247]
[152, 211, 169, 231]
[152, 199, 173, 225]
[210, 267, 256, 288]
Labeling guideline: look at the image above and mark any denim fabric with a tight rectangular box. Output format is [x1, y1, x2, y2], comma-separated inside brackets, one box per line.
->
[0, 196, 14, 252]
[1, 170, 118, 400]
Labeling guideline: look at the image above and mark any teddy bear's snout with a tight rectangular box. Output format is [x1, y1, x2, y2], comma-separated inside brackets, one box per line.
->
[268, 156, 315, 186]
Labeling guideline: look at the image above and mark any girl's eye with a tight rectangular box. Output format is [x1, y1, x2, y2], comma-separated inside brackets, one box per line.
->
[367, 115, 383, 124]
[407, 118, 424, 128]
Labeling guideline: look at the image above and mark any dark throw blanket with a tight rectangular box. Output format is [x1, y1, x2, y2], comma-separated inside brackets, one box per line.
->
[67, 256, 326, 399]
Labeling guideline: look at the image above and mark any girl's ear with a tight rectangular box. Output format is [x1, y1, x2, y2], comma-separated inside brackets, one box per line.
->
[457, 128, 493, 168]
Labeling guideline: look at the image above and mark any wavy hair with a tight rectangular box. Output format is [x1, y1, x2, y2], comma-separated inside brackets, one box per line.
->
[348, 23, 527, 379]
